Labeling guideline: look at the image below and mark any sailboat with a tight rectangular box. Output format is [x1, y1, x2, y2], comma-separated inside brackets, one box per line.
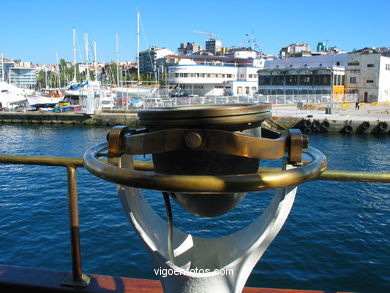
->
[111, 12, 158, 105]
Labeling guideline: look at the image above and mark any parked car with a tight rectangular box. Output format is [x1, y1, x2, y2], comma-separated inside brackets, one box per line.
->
[170, 89, 188, 97]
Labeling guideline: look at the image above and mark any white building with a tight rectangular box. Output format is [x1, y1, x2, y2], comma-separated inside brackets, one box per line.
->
[345, 52, 390, 102]
[167, 52, 265, 96]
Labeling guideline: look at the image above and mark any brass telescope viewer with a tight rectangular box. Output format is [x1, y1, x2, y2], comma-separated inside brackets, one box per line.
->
[84, 103, 327, 217]
[83, 103, 328, 293]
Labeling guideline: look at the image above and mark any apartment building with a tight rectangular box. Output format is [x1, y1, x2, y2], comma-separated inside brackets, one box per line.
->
[345, 52, 390, 102]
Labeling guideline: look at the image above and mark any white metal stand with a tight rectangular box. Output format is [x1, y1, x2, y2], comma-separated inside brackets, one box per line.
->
[118, 157, 297, 293]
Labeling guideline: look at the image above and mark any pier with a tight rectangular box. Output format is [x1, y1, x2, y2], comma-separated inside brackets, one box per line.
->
[0, 102, 389, 135]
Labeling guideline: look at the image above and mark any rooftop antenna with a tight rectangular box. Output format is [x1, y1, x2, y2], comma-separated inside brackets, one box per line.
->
[246, 29, 260, 51]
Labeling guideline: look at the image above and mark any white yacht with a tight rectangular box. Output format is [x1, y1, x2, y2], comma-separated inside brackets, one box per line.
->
[0, 81, 30, 110]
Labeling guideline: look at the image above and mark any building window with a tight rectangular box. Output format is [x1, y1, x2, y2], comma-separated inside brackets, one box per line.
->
[348, 61, 359, 66]
[314, 74, 331, 85]
[367, 64, 374, 68]
[366, 80, 374, 84]
[259, 75, 271, 85]
[286, 75, 298, 85]
[271, 75, 285, 85]
[386, 64, 390, 71]
[299, 75, 312, 85]
[350, 77, 357, 83]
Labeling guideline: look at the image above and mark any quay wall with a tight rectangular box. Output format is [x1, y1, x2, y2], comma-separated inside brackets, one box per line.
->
[0, 111, 388, 135]
[0, 112, 138, 127]
[272, 116, 389, 135]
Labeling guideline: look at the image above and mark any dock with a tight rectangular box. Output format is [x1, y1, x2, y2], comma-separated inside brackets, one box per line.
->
[0, 103, 389, 135]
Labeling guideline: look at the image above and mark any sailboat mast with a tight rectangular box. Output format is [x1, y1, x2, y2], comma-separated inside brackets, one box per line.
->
[56, 52, 60, 88]
[137, 12, 140, 82]
[73, 27, 77, 83]
[116, 32, 120, 87]
[84, 32, 89, 81]
[94, 40, 98, 81]
[1, 52, 4, 82]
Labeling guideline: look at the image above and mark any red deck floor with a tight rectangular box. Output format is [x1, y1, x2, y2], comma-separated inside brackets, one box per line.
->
[0, 264, 353, 293]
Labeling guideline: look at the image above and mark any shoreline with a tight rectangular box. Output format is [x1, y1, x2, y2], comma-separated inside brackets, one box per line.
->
[0, 103, 389, 135]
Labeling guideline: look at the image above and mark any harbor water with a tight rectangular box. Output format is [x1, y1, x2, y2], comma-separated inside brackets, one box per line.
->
[0, 125, 389, 292]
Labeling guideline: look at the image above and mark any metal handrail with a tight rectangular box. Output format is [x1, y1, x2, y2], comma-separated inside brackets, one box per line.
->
[0, 154, 389, 288]
[0, 154, 389, 183]
[0, 155, 89, 288]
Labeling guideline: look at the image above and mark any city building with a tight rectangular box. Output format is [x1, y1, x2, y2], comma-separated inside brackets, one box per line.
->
[166, 50, 265, 96]
[317, 42, 329, 53]
[9, 66, 36, 89]
[280, 43, 312, 57]
[139, 47, 174, 78]
[345, 51, 390, 102]
[1, 57, 36, 89]
[205, 39, 222, 55]
[258, 54, 349, 101]
[178, 42, 203, 55]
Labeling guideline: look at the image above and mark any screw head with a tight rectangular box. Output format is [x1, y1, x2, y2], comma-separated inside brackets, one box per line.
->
[185, 132, 203, 150]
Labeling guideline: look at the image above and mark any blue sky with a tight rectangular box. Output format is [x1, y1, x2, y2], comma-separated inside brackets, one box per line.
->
[1, 0, 389, 64]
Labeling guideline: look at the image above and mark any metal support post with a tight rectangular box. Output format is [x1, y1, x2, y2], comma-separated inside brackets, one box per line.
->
[61, 165, 91, 288]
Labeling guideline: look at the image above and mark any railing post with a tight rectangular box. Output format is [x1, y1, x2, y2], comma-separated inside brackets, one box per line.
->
[61, 165, 91, 288]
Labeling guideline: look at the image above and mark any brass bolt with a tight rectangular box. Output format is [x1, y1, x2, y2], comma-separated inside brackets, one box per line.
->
[185, 132, 203, 150]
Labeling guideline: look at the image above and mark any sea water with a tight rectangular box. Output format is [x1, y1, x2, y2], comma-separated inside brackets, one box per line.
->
[0, 124, 388, 292]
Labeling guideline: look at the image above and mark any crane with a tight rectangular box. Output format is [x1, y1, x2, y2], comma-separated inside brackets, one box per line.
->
[193, 30, 219, 39]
